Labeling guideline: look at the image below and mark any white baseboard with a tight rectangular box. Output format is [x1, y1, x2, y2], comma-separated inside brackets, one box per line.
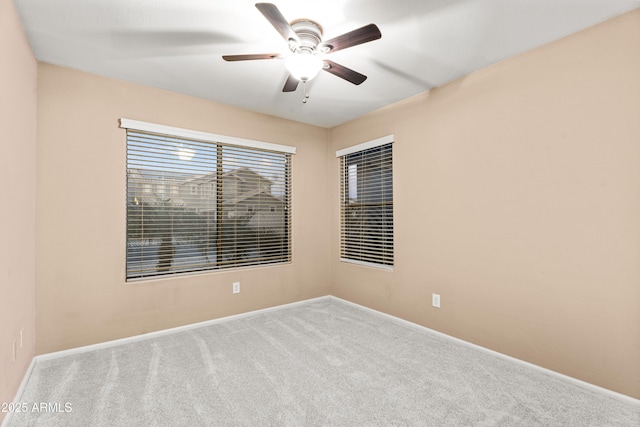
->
[1, 357, 36, 427]
[36, 295, 332, 362]
[8, 293, 638, 420]
[329, 295, 640, 407]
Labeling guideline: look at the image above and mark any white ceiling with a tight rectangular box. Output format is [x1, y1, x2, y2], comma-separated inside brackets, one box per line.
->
[14, 0, 639, 128]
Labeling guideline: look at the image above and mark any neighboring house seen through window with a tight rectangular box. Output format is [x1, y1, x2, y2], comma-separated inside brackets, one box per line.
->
[123, 120, 294, 280]
[337, 136, 394, 268]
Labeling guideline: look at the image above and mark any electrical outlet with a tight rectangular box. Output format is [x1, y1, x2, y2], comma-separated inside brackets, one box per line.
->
[232, 282, 240, 294]
[432, 293, 441, 308]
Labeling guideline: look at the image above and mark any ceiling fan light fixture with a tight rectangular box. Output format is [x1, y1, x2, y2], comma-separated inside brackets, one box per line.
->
[285, 51, 323, 82]
[223, 4, 382, 93]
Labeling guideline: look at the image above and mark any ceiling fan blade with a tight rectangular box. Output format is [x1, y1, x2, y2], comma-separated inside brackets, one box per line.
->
[321, 24, 381, 53]
[282, 74, 299, 92]
[323, 60, 367, 85]
[255, 3, 299, 44]
[222, 53, 282, 61]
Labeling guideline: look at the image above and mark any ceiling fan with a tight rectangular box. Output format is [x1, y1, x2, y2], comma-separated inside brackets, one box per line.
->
[223, 3, 381, 100]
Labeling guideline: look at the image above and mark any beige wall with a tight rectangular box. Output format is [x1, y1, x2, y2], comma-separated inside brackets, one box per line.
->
[329, 10, 640, 399]
[35, 63, 331, 354]
[0, 0, 38, 420]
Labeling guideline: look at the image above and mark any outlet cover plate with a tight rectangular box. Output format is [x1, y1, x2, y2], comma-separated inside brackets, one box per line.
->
[432, 293, 441, 308]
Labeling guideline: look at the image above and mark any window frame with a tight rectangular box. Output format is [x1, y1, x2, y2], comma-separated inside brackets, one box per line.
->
[336, 135, 394, 270]
[121, 119, 296, 281]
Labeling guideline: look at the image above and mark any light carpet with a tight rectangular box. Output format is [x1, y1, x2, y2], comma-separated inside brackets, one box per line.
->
[5, 297, 639, 426]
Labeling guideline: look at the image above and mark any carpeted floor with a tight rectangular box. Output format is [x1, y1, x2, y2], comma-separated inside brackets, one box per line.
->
[5, 297, 639, 426]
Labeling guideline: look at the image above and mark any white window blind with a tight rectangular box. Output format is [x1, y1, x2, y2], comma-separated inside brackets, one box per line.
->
[338, 139, 394, 269]
[125, 126, 292, 281]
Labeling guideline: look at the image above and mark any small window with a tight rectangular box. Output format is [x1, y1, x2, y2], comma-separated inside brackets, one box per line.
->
[337, 137, 394, 269]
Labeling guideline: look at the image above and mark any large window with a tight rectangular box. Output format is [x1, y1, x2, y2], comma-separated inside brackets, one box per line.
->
[122, 120, 294, 281]
[337, 136, 394, 268]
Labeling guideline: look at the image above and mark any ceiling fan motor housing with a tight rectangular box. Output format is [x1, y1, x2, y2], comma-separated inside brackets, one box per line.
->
[289, 19, 323, 53]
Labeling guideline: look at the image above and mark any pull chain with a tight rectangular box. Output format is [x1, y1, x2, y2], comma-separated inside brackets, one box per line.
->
[302, 80, 310, 104]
